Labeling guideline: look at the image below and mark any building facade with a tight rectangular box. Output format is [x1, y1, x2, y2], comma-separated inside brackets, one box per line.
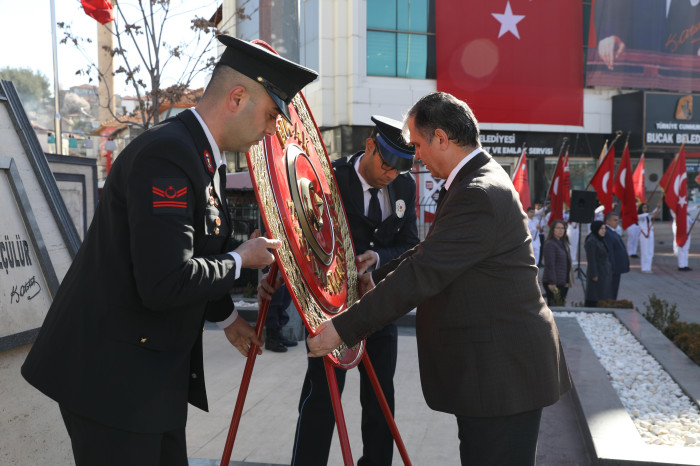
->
[220, 0, 700, 216]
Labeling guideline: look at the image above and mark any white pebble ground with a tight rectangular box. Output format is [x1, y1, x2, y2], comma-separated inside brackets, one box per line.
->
[556, 312, 700, 447]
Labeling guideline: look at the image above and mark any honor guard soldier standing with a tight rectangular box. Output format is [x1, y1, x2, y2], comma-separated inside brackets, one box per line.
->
[261, 116, 418, 465]
[21, 35, 317, 466]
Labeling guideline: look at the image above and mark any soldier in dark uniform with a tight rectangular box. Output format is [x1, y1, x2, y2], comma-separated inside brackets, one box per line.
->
[260, 116, 418, 465]
[21, 35, 316, 466]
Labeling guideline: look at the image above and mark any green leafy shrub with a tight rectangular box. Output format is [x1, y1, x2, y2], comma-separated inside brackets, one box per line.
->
[642, 294, 679, 331]
[597, 299, 635, 309]
[663, 322, 700, 342]
[673, 332, 700, 365]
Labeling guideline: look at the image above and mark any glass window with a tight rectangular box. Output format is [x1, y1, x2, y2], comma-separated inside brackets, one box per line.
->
[367, 31, 397, 76]
[397, 0, 431, 32]
[367, 0, 435, 79]
[367, 1, 396, 29]
[397, 33, 428, 79]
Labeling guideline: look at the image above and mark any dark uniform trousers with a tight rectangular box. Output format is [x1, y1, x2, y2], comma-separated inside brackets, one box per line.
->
[290, 152, 417, 465]
[60, 405, 188, 466]
[291, 323, 398, 466]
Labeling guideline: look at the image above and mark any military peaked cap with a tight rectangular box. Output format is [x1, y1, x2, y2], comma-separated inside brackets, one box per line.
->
[217, 35, 318, 122]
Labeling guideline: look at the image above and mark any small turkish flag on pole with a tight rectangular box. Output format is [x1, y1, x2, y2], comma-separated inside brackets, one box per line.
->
[547, 149, 567, 226]
[81, 0, 114, 25]
[632, 153, 646, 205]
[664, 146, 689, 247]
[613, 142, 638, 229]
[589, 142, 616, 215]
[512, 147, 531, 212]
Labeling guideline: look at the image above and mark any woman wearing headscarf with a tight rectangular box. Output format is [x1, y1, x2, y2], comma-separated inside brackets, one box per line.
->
[584, 220, 613, 307]
[542, 220, 573, 306]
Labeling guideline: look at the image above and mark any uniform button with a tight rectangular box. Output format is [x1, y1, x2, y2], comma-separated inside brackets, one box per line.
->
[191, 373, 198, 379]
[214, 227, 220, 235]
[374, 228, 379, 233]
[215, 217, 221, 226]
[140, 337, 147, 343]
[369, 241, 375, 247]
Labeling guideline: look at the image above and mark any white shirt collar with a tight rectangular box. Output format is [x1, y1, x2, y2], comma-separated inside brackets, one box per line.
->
[354, 153, 374, 192]
[445, 147, 482, 190]
[190, 108, 226, 169]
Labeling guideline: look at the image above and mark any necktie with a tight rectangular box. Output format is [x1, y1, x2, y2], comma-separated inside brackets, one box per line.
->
[437, 187, 447, 207]
[368, 188, 382, 225]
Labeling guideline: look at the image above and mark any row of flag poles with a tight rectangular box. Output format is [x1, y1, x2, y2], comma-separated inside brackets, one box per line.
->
[511, 139, 694, 248]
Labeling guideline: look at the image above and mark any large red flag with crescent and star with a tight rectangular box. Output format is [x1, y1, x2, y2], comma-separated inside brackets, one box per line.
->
[436, 0, 583, 124]
[613, 142, 638, 229]
[589, 143, 616, 214]
[511, 147, 531, 211]
[663, 147, 689, 247]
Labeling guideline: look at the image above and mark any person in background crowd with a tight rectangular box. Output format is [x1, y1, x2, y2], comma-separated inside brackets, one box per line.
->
[263, 287, 297, 352]
[527, 207, 541, 268]
[603, 212, 630, 299]
[584, 220, 613, 307]
[672, 208, 696, 271]
[626, 215, 640, 258]
[534, 203, 547, 265]
[567, 219, 580, 267]
[637, 202, 661, 273]
[542, 220, 573, 306]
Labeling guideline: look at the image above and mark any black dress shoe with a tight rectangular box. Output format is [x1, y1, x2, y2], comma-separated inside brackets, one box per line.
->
[265, 329, 288, 352]
[265, 338, 288, 352]
[630, 254, 639, 258]
[278, 334, 298, 347]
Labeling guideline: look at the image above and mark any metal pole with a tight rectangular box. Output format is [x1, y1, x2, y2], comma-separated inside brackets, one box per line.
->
[50, 0, 62, 154]
[220, 263, 277, 466]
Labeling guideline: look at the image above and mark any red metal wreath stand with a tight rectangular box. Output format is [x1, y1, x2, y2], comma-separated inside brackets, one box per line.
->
[219, 263, 412, 466]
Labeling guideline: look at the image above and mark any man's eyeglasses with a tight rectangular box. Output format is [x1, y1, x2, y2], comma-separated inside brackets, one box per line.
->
[375, 141, 410, 174]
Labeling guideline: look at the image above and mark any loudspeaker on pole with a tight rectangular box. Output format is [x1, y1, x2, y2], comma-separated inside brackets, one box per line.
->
[569, 190, 597, 223]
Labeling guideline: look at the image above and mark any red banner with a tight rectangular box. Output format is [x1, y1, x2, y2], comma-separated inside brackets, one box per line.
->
[511, 147, 530, 211]
[436, 0, 583, 125]
[613, 143, 639, 229]
[589, 143, 616, 214]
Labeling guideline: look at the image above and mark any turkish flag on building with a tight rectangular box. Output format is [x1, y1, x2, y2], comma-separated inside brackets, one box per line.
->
[613, 142, 639, 229]
[663, 147, 689, 247]
[589, 143, 616, 214]
[547, 151, 567, 225]
[632, 153, 646, 205]
[81, 0, 114, 25]
[512, 147, 531, 211]
[562, 150, 571, 208]
[436, 0, 583, 125]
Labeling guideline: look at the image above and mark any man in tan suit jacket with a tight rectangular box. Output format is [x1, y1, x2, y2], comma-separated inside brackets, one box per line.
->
[308, 92, 571, 465]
